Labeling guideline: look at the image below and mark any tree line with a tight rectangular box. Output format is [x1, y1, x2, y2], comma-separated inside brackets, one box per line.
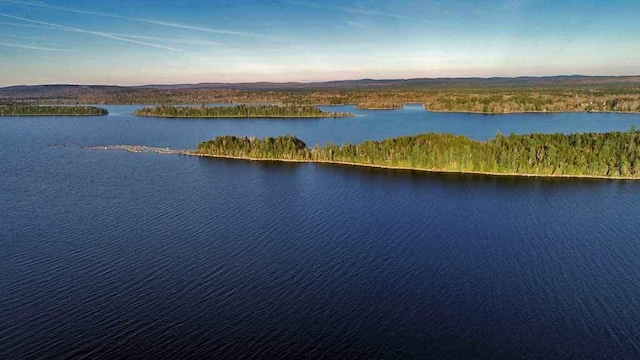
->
[424, 92, 640, 113]
[355, 102, 403, 110]
[0, 105, 108, 116]
[7, 87, 640, 115]
[196, 128, 640, 178]
[133, 104, 353, 118]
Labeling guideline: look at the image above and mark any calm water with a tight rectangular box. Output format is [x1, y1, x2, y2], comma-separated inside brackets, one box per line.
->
[2, 106, 640, 359]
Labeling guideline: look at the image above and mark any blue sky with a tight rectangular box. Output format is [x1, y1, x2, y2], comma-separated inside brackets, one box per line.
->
[0, 0, 638, 86]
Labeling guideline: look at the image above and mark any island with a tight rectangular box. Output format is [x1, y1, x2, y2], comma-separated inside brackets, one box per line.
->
[0, 104, 108, 116]
[133, 104, 353, 118]
[88, 128, 640, 180]
[191, 130, 640, 178]
[355, 102, 403, 110]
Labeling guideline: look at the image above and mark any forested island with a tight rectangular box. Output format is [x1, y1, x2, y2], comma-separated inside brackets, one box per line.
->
[133, 104, 353, 118]
[194, 129, 640, 178]
[355, 102, 403, 110]
[0, 104, 108, 116]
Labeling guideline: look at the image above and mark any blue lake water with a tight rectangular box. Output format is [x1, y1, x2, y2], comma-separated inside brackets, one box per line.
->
[2, 105, 640, 359]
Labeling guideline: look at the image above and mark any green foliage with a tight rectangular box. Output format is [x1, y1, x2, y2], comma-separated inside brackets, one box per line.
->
[133, 104, 352, 118]
[197, 135, 309, 160]
[355, 102, 403, 110]
[196, 128, 640, 178]
[0, 105, 107, 116]
[4, 85, 640, 115]
[424, 91, 640, 114]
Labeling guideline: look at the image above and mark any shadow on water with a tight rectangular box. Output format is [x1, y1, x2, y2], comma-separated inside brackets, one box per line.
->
[195, 155, 637, 192]
[196, 156, 303, 173]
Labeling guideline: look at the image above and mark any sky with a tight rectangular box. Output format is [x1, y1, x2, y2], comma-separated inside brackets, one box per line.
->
[0, 0, 639, 86]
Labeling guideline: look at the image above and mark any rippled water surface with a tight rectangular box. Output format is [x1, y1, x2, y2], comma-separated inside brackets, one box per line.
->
[2, 106, 640, 359]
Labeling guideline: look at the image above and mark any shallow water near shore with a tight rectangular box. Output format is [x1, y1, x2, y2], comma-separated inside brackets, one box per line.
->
[3, 105, 640, 358]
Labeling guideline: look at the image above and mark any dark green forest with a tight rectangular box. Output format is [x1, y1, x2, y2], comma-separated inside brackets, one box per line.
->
[0, 105, 108, 116]
[133, 104, 353, 118]
[196, 128, 640, 178]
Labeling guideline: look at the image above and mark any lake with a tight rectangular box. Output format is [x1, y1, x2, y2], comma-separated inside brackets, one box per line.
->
[2, 105, 640, 359]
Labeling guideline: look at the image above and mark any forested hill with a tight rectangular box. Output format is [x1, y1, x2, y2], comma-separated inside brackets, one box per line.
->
[196, 129, 640, 178]
[2, 76, 640, 93]
[0, 105, 108, 116]
[137, 75, 640, 90]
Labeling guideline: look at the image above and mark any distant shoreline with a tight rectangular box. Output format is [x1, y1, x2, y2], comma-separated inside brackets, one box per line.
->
[132, 106, 640, 116]
[0, 113, 107, 117]
[133, 114, 353, 118]
[355, 104, 403, 110]
[0, 104, 108, 117]
[355, 107, 403, 111]
[424, 108, 640, 115]
[132, 104, 354, 118]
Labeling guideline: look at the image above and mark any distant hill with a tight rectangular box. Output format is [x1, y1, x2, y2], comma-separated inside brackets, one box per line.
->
[2, 75, 640, 97]
[137, 75, 640, 90]
[0, 84, 130, 98]
[1, 75, 639, 105]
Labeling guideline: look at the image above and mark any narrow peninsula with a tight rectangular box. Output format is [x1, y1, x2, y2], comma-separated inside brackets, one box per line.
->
[0, 104, 108, 116]
[133, 104, 353, 118]
[192, 130, 640, 179]
[89, 128, 640, 180]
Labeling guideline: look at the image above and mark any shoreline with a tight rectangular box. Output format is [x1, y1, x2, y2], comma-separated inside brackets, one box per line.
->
[423, 108, 640, 115]
[355, 107, 403, 110]
[133, 114, 354, 118]
[90, 145, 639, 180]
[192, 153, 638, 180]
[0, 113, 107, 117]
[17, 102, 640, 115]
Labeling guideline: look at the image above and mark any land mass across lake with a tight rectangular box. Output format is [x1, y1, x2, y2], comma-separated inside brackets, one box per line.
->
[87, 129, 640, 180]
[3, 75, 640, 115]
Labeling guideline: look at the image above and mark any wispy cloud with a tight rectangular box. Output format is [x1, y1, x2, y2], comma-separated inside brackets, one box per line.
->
[0, 20, 54, 29]
[282, 0, 428, 23]
[0, 41, 69, 51]
[0, 20, 216, 48]
[0, 13, 183, 52]
[1, 33, 45, 40]
[109, 33, 223, 47]
[1, 0, 268, 39]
